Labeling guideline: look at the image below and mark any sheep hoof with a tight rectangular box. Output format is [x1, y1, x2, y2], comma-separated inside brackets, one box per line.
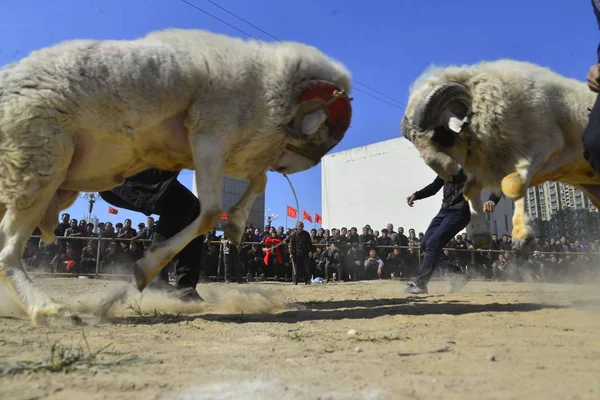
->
[133, 262, 151, 292]
[31, 304, 84, 327]
[511, 226, 535, 250]
[511, 237, 532, 250]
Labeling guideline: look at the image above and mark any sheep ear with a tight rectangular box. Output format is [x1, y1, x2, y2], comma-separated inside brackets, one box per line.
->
[443, 108, 470, 134]
[301, 108, 327, 136]
[448, 116, 464, 133]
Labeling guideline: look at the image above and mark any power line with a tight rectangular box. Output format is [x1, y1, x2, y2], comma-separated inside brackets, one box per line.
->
[179, 0, 254, 38]
[352, 79, 405, 106]
[178, 0, 406, 110]
[352, 87, 404, 109]
[202, 0, 280, 41]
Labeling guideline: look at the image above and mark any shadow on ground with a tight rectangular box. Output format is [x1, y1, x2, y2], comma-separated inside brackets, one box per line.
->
[110, 296, 569, 326]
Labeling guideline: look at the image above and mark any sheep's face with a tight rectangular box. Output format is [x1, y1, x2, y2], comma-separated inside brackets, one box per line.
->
[271, 80, 352, 175]
[401, 82, 472, 181]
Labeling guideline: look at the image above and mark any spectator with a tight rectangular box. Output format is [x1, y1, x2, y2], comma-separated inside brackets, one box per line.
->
[290, 221, 312, 285]
[364, 249, 384, 279]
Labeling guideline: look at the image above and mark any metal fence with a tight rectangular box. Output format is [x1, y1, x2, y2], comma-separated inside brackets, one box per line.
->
[23, 233, 600, 282]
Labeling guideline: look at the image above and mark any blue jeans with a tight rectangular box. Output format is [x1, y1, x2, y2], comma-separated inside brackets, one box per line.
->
[413, 206, 471, 286]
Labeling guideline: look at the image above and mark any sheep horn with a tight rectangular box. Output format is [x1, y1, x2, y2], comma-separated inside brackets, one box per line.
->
[412, 83, 471, 130]
[400, 116, 412, 142]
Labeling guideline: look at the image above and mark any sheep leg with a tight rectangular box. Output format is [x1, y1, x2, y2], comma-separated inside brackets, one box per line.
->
[463, 178, 492, 249]
[0, 176, 82, 326]
[37, 189, 79, 244]
[501, 160, 538, 249]
[133, 134, 224, 291]
[223, 172, 268, 245]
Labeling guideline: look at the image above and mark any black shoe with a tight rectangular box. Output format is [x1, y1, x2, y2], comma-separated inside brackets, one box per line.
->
[147, 279, 177, 293]
[172, 287, 204, 303]
[404, 280, 428, 294]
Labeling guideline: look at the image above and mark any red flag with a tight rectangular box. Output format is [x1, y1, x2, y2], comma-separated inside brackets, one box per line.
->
[108, 207, 118, 215]
[302, 210, 313, 223]
[315, 213, 322, 224]
[221, 212, 228, 220]
[287, 206, 297, 219]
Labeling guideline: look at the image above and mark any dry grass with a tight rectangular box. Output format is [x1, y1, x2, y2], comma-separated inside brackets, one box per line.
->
[0, 328, 151, 375]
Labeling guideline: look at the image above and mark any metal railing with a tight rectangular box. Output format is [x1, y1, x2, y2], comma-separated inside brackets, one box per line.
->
[23, 233, 600, 281]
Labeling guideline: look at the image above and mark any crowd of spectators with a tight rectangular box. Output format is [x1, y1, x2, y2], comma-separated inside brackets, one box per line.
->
[22, 213, 600, 284]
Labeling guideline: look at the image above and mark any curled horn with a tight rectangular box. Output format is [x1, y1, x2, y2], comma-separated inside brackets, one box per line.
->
[412, 83, 471, 130]
[400, 116, 411, 141]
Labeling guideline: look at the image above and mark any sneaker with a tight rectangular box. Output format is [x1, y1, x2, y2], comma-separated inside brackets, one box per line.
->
[404, 280, 428, 294]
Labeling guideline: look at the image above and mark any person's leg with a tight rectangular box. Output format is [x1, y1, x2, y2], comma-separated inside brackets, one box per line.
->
[291, 257, 298, 285]
[583, 95, 600, 174]
[404, 211, 445, 291]
[302, 256, 312, 284]
[152, 181, 204, 300]
[223, 250, 232, 282]
[233, 247, 243, 283]
[406, 208, 470, 294]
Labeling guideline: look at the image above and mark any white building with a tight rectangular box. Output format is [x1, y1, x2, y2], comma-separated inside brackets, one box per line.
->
[321, 137, 514, 238]
[192, 174, 265, 231]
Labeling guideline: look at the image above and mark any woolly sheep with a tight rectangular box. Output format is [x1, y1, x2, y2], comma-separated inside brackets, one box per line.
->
[0, 28, 353, 325]
[401, 59, 600, 249]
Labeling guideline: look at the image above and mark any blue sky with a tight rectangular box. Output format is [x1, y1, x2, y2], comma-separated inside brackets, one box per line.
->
[0, 0, 597, 229]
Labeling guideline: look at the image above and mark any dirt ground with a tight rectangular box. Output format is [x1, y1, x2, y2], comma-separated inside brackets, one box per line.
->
[1, 277, 600, 400]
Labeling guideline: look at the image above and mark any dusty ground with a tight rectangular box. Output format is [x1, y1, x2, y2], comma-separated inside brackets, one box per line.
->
[1, 277, 600, 400]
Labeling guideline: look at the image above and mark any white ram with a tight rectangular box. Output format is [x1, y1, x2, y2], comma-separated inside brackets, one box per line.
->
[0, 28, 353, 324]
[401, 59, 599, 249]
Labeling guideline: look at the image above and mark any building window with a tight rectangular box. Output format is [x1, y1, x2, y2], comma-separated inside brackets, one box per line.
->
[504, 215, 508, 232]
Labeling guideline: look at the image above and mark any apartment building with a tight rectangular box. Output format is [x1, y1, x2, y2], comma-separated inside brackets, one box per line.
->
[525, 181, 600, 240]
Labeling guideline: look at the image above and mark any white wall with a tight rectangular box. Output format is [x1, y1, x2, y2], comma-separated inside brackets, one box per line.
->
[321, 137, 514, 238]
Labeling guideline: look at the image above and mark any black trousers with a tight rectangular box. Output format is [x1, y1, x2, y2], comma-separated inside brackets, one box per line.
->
[413, 206, 471, 286]
[583, 94, 600, 175]
[223, 248, 243, 282]
[99, 178, 204, 290]
[292, 255, 311, 284]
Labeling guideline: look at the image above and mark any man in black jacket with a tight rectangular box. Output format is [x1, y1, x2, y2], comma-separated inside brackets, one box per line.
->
[582, 0, 600, 174]
[99, 169, 204, 302]
[289, 221, 313, 284]
[404, 169, 501, 294]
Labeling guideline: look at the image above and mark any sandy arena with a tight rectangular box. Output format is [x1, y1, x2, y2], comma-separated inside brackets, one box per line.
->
[1, 276, 600, 400]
